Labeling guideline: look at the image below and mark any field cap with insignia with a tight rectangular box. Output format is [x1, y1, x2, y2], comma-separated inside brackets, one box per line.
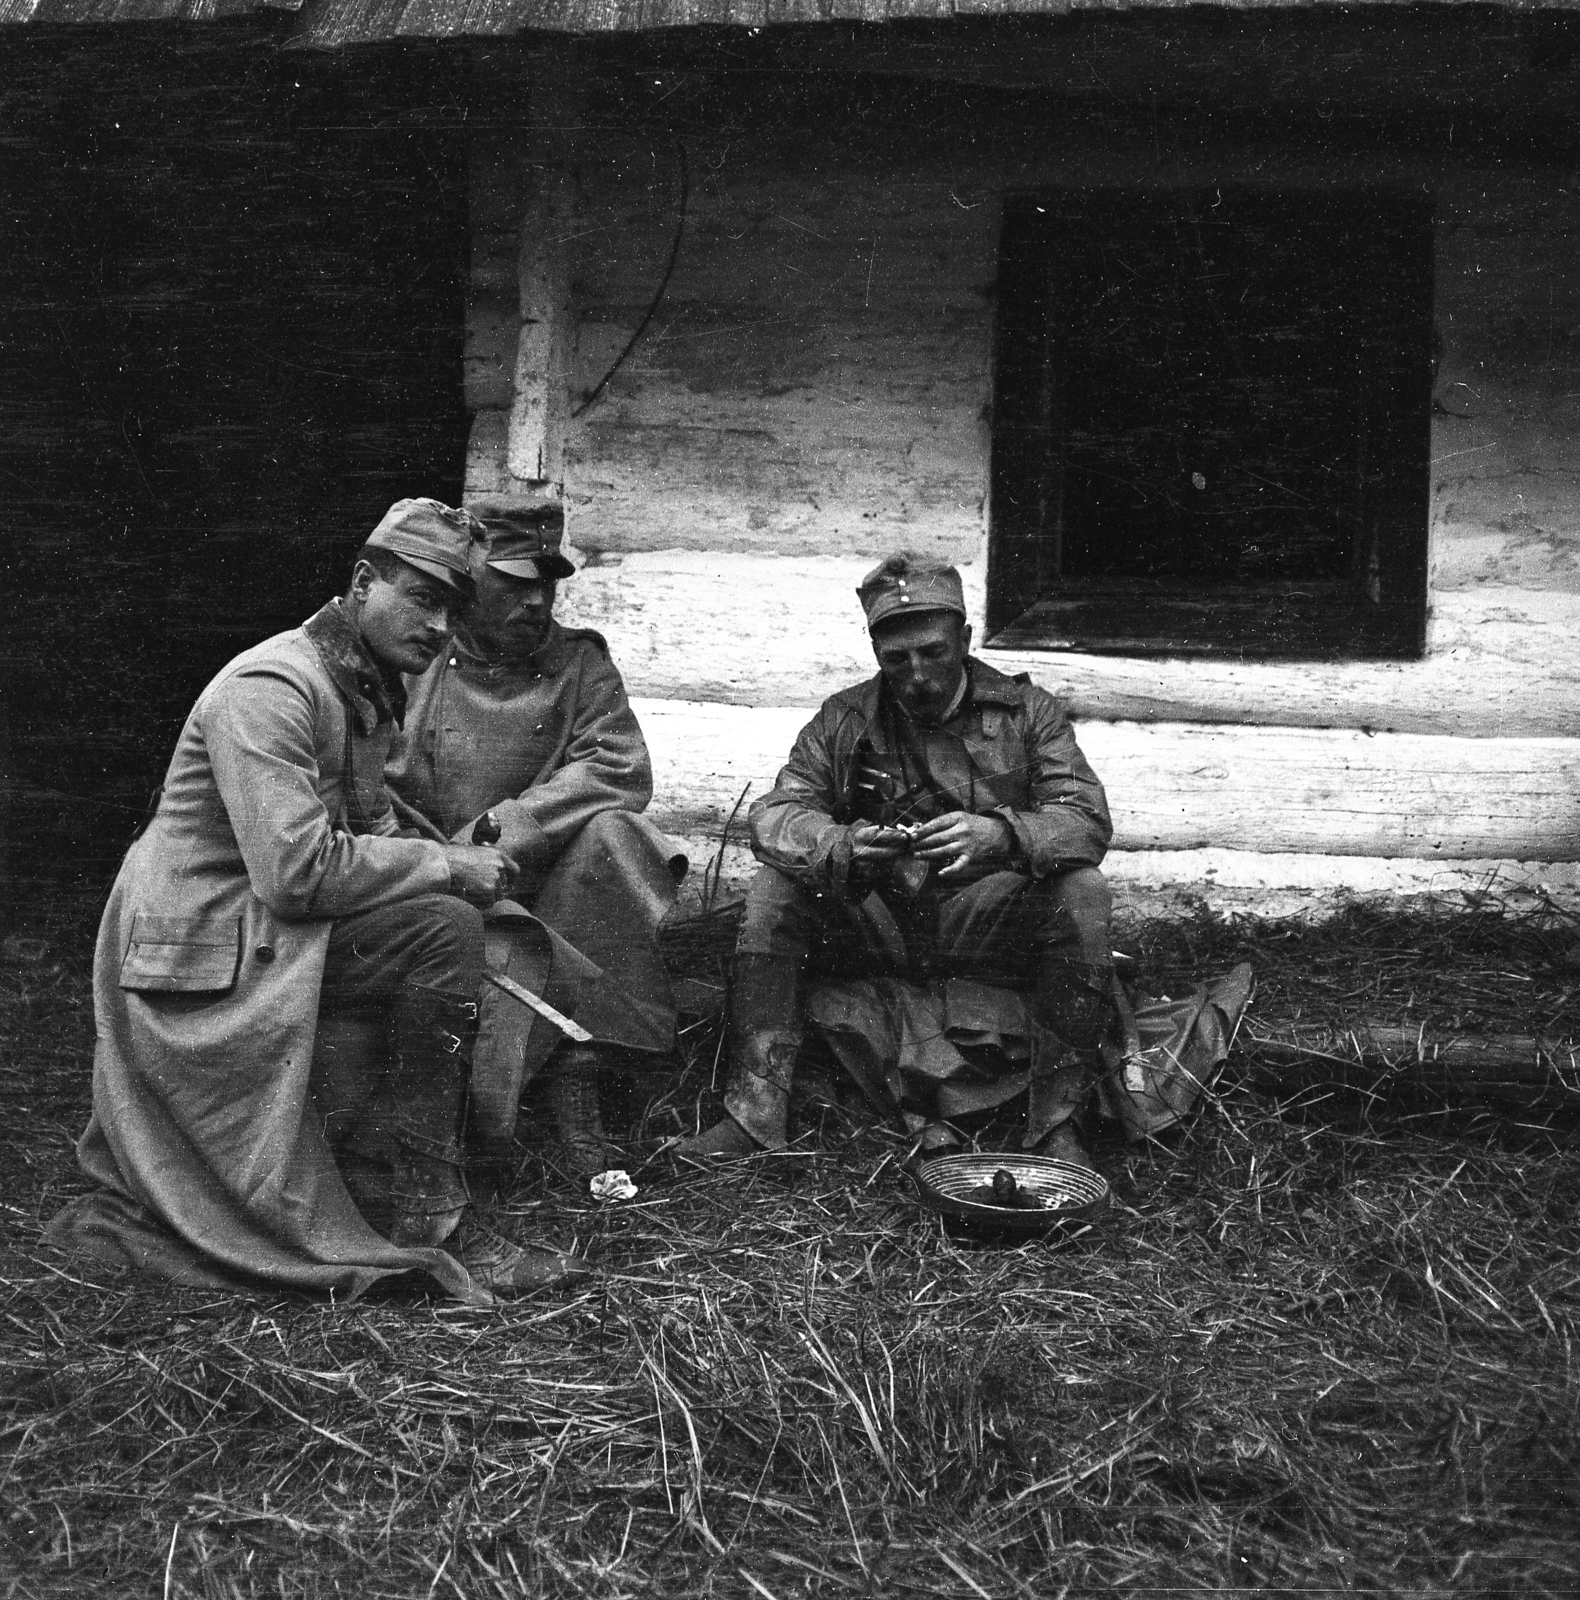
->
[471, 501, 577, 582]
[366, 498, 483, 597]
[857, 552, 967, 631]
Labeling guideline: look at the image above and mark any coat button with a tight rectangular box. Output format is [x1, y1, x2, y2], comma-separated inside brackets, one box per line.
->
[254, 945, 276, 963]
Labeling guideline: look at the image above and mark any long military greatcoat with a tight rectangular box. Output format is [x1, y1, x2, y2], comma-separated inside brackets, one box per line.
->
[385, 619, 682, 1142]
[46, 603, 479, 1302]
[387, 619, 654, 866]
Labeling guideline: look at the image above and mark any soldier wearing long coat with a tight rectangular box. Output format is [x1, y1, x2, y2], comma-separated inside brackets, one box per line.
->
[386, 504, 683, 1173]
[46, 501, 567, 1301]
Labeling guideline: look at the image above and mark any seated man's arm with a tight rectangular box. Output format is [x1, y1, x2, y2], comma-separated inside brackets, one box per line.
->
[750, 705, 894, 890]
[996, 690, 1113, 876]
[205, 665, 455, 920]
[387, 791, 451, 842]
[461, 647, 654, 875]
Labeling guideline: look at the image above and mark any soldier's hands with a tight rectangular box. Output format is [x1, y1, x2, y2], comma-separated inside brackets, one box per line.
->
[848, 820, 909, 870]
[443, 844, 519, 907]
[910, 812, 1015, 879]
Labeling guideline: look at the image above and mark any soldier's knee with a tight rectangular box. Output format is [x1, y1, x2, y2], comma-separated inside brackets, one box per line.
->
[568, 809, 681, 882]
[1029, 865, 1112, 953]
[738, 865, 815, 956]
[405, 895, 486, 982]
[578, 809, 641, 848]
[1054, 865, 1112, 925]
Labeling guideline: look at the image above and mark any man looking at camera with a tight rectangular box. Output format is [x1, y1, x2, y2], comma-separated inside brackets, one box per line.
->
[47, 499, 576, 1303]
[675, 551, 1114, 1164]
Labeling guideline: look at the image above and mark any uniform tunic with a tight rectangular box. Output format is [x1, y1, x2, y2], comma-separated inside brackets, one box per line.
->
[388, 620, 653, 867]
[386, 620, 682, 1144]
[749, 656, 1111, 898]
[46, 602, 479, 1302]
[729, 657, 1113, 1146]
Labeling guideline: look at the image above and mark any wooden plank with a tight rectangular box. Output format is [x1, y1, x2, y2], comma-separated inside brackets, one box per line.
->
[640, 829, 1580, 918]
[508, 164, 574, 485]
[566, 138, 996, 556]
[554, 117, 1580, 600]
[279, 3, 1580, 56]
[989, 588, 1580, 738]
[628, 696, 1580, 860]
[1239, 1022, 1580, 1114]
[505, 77, 576, 489]
[556, 554, 1580, 738]
[1083, 724, 1580, 859]
[1096, 849, 1580, 919]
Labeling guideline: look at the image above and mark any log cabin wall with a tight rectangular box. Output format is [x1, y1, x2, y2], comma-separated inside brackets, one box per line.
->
[465, 21, 1580, 904]
[0, 23, 470, 918]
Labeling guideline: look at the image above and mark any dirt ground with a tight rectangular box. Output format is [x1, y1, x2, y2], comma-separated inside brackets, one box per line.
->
[2, 883, 1579, 1598]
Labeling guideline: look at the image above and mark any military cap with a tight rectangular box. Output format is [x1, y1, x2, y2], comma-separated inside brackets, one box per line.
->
[857, 552, 967, 631]
[366, 498, 483, 597]
[470, 500, 577, 582]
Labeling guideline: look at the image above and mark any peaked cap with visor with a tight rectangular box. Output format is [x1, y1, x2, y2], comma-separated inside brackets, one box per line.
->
[470, 501, 577, 582]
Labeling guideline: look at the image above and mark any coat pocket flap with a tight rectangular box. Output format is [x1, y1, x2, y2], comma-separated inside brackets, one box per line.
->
[119, 914, 243, 994]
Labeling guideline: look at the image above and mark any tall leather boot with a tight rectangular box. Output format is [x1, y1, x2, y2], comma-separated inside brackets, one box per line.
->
[1035, 954, 1116, 1051]
[544, 1042, 618, 1176]
[384, 984, 476, 1249]
[673, 953, 801, 1160]
[1029, 956, 1115, 1170]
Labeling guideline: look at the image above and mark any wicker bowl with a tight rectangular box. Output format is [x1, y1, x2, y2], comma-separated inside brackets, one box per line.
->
[914, 1152, 1111, 1235]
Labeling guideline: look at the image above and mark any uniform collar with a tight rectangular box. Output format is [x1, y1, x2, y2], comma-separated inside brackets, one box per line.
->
[861, 656, 1024, 729]
[964, 657, 1028, 708]
[450, 617, 569, 675]
[303, 599, 406, 734]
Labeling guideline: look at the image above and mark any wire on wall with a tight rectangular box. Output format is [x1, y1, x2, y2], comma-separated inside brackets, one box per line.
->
[571, 137, 690, 420]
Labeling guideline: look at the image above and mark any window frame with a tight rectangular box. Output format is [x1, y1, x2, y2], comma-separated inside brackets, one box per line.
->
[985, 186, 1435, 662]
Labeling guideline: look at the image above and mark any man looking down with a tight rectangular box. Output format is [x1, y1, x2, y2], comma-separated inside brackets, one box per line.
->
[675, 551, 1116, 1165]
[47, 499, 578, 1302]
[385, 502, 683, 1176]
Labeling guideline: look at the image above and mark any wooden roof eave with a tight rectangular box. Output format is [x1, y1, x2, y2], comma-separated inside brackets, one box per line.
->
[0, 0, 299, 22]
[285, 0, 1580, 47]
[7, 0, 1580, 37]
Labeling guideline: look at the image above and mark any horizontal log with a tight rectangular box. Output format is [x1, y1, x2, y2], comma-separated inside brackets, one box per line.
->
[988, 587, 1580, 737]
[549, 136, 1580, 578]
[657, 834, 1580, 920]
[1096, 849, 1580, 916]
[558, 555, 1580, 737]
[631, 696, 1580, 860]
[566, 417, 987, 561]
[1239, 1021, 1580, 1112]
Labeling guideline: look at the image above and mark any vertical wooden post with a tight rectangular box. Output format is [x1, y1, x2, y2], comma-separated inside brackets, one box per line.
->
[507, 67, 576, 494]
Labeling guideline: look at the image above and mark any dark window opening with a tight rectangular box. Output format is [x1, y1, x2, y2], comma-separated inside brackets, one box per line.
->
[987, 188, 1433, 659]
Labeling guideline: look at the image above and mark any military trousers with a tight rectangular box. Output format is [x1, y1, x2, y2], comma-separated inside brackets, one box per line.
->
[737, 859, 1113, 983]
[720, 860, 1111, 1144]
[312, 894, 486, 1161]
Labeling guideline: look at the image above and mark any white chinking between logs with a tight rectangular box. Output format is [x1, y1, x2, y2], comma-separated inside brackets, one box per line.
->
[463, 67, 1580, 914]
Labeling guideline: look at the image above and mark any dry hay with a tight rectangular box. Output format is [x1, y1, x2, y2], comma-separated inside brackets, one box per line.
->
[3, 893, 1580, 1598]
